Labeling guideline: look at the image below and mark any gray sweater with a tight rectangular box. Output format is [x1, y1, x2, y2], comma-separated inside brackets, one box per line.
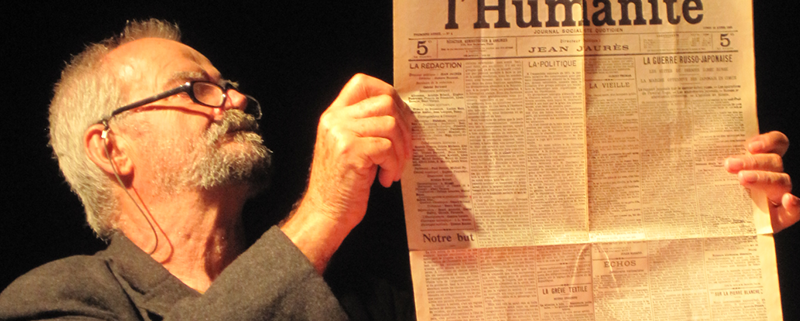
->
[0, 226, 348, 320]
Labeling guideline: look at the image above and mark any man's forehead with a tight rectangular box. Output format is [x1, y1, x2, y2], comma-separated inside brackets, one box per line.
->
[107, 38, 196, 63]
[104, 38, 220, 88]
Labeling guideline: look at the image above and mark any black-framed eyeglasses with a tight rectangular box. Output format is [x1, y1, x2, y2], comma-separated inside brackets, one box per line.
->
[100, 81, 262, 124]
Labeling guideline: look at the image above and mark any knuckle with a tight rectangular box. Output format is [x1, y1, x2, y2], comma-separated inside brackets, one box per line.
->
[763, 172, 789, 187]
[767, 131, 790, 150]
[383, 115, 397, 129]
[366, 95, 395, 115]
[780, 173, 792, 188]
[319, 112, 335, 128]
[771, 130, 789, 143]
[330, 125, 349, 139]
[375, 138, 393, 153]
[350, 73, 371, 87]
[743, 154, 757, 168]
[376, 94, 395, 109]
[334, 136, 353, 154]
[773, 154, 784, 172]
[352, 157, 370, 170]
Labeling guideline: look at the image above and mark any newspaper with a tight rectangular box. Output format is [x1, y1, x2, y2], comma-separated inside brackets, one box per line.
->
[393, 0, 782, 320]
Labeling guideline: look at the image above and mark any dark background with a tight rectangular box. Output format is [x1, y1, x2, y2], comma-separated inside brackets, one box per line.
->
[1, 1, 798, 319]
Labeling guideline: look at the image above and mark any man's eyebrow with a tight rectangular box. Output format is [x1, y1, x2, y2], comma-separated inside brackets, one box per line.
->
[166, 71, 234, 88]
[167, 71, 209, 85]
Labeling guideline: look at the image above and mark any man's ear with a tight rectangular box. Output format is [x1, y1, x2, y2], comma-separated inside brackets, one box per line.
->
[85, 123, 134, 177]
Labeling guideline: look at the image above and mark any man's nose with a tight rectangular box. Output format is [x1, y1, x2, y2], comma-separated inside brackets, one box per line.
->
[224, 89, 248, 113]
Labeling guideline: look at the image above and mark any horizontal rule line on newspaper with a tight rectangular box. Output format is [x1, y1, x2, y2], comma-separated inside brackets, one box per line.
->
[406, 30, 741, 40]
[407, 50, 738, 62]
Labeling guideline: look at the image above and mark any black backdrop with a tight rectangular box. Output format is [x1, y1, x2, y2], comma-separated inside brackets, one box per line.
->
[1, 1, 799, 318]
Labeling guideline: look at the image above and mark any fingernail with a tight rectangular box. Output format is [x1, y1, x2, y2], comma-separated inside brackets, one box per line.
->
[725, 158, 743, 171]
[740, 171, 758, 183]
[748, 141, 764, 152]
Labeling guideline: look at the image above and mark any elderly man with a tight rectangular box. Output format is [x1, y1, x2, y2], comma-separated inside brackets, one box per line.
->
[0, 18, 797, 320]
[0, 19, 411, 320]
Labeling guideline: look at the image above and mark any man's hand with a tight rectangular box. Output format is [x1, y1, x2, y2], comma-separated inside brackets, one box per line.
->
[725, 131, 799, 232]
[281, 74, 413, 273]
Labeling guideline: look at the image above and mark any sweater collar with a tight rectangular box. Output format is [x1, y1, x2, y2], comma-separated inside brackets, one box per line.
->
[103, 232, 201, 317]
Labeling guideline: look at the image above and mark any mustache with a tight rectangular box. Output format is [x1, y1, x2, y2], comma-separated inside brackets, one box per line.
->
[205, 110, 261, 143]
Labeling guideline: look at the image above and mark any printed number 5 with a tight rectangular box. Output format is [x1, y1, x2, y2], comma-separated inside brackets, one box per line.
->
[417, 41, 428, 55]
[720, 34, 731, 47]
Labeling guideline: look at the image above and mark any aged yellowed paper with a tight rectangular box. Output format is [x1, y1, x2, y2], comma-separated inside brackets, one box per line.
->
[394, 1, 781, 319]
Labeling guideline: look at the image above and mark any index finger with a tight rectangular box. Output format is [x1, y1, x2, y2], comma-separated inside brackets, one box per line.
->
[747, 131, 789, 156]
[332, 74, 403, 108]
[334, 74, 413, 159]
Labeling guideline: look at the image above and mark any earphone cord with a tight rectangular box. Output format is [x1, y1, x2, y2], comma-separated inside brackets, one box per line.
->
[101, 123, 159, 255]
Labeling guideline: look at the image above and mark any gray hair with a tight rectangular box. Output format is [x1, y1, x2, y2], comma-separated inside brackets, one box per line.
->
[49, 19, 181, 239]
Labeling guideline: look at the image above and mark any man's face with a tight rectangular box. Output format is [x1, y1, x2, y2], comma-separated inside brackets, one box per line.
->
[105, 38, 270, 195]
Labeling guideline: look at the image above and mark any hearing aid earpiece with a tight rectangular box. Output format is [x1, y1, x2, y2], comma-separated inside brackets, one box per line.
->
[101, 120, 110, 140]
[98, 118, 159, 254]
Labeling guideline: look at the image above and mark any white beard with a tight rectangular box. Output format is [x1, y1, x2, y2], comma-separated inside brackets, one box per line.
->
[149, 110, 271, 196]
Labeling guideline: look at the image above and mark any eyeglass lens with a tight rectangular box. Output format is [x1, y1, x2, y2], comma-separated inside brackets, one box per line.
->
[191, 82, 261, 119]
[193, 82, 226, 107]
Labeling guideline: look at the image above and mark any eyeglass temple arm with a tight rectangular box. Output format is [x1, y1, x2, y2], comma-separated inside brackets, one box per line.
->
[109, 84, 192, 118]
